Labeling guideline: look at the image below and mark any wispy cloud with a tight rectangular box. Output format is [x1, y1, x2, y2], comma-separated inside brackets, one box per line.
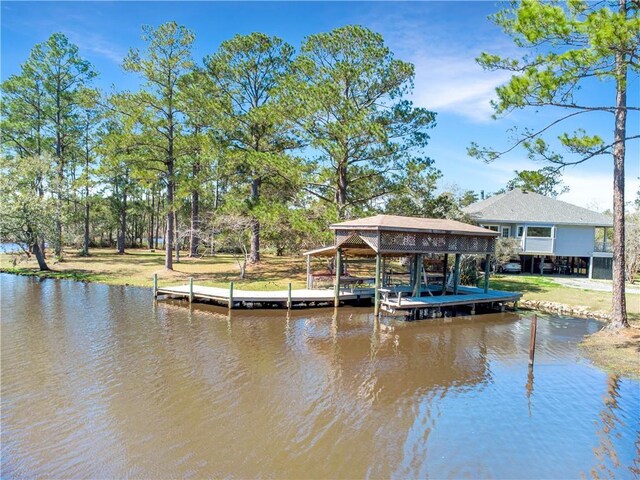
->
[64, 30, 125, 64]
[362, 4, 515, 123]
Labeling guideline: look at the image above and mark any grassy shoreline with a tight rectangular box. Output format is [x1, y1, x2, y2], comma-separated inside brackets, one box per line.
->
[2, 247, 638, 378]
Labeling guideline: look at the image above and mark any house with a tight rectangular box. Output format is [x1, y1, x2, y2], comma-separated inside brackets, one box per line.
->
[463, 189, 613, 279]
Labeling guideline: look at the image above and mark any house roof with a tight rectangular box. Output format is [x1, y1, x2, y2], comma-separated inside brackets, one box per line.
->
[330, 214, 498, 236]
[463, 189, 613, 226]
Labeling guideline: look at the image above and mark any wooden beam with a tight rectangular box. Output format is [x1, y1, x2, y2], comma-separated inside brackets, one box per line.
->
[453, 253, 461, 295]
[334, 248, 342, 307]
[441, 253, 448, 296]
[484, 254, 491, 293]
[374, 252, 382, 317]
[413, 254, 422, 297]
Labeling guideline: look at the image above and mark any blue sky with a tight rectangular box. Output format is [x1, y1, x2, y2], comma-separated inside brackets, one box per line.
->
[2, 1, 638, 210]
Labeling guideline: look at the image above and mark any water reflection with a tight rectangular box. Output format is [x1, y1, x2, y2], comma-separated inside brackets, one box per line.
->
[1, 274, 638, 479]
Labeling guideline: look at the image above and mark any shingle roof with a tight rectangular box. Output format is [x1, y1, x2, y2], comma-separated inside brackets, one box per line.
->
[330, 214, 498, 236]
[463, 189, 613, 226]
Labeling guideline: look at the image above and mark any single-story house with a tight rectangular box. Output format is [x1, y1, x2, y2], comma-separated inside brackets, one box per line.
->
[463, 188, 613, 279]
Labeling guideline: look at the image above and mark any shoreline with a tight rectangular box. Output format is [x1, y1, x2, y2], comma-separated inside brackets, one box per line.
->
[2, 252, 639, 379]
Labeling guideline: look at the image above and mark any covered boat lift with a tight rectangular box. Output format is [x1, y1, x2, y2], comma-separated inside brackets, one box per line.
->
[304, 214, 520, 317]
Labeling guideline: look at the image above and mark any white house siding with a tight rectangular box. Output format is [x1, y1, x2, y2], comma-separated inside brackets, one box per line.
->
[554, 225, 594, 256]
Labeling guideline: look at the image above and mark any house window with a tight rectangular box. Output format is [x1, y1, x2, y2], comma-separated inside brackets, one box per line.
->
[482, 225, 500, 232]
[501, 227, 511, 238]
[527, 226, 552, 238]
[516, 226, 524, 237]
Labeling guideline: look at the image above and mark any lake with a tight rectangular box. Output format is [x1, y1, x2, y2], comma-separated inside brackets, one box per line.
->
[1, 274, 638, 478]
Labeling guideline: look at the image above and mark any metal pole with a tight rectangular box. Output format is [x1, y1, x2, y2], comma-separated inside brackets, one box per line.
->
[529, 314, 538, 366]
[228, 282, 234, 310]
[484, 253, 491, 293]
[189, 276, 193, 303]
[453, 253, 461, 295]
[287, 282, 292, 309]
[153, 273, 158, 298]
[374, 252, 381, 317]
[334, 248, 342, 307]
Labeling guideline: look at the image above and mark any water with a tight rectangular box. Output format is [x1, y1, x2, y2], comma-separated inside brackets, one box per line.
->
[1, 274, 638, 479]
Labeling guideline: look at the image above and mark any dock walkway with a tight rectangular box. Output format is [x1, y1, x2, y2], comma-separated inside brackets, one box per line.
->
[380, 285, 522, 318]
[156, 284, 375, 308]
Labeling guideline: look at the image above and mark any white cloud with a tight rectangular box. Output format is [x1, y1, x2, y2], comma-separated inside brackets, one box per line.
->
[409, 52, 512, 123]
[65, 30, 124, 64]
[558, 171, 639, 212]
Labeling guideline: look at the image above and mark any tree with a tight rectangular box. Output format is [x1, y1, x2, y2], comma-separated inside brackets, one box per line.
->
[286, 25, 437, 220]
[0, 155, 53, 270]
[205, 33, 298, 263]
[505, 167, 569, 197]
[25, 33, 97, 257]
[123, 22, 195, 270]
[468, 0, 640, 328]
[1, 33, 96, 259]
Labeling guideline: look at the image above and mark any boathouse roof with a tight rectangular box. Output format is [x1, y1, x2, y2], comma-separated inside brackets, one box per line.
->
[330, 214, 497, 236]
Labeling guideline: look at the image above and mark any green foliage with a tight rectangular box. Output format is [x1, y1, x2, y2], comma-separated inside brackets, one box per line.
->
[504, 167, 568, 197]
[285, 25, 437, 219]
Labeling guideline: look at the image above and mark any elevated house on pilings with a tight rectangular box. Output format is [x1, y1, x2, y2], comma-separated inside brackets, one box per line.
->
[304, 214, 522, 319]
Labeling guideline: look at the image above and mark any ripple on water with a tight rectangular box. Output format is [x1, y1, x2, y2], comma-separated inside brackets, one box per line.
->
[1, 274, 638, 479]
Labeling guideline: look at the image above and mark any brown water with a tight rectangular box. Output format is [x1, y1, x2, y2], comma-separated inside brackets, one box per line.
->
[1, 274, 639, 479]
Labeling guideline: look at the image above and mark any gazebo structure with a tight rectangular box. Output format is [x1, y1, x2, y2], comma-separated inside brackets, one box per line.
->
[305, 214, 521, 317]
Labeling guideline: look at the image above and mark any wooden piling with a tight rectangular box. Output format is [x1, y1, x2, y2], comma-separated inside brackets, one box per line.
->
[287, 282, 292, 309]
[529, 314, 538, 366]
[484, 253, 491, 293]
[189, 277, 194, 303]
[153, 273, 158, 298]
[374, 253, 382, 317]
[228, 282, 234, 309]
[334, 248, 342, 308]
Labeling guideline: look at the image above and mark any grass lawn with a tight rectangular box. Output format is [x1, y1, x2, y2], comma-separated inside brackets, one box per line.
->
[490, 274, 640, 322]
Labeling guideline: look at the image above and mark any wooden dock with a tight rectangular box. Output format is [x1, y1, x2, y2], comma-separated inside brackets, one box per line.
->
[156, 283, 376, 308]
[380, 285, 522, 319]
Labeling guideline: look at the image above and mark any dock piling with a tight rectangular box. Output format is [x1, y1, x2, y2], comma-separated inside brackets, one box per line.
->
[287, 282, 292, 309]
[528, 314, 538, 366]
[153, 273, 158, 299]
[189, 277, 194, 303]
[229, 282, 234, 309]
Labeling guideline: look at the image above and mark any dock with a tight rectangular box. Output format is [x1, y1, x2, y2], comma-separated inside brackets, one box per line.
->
[156, 283, 376, 308]
[380, 285, 522, 319]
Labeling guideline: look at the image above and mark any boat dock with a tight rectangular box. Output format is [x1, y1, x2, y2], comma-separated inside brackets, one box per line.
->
[379, 285, 522, 319]
[155, 280, 376, 309]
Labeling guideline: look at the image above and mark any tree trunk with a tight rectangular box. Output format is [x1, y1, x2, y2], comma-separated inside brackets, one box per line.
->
[32, 239, 49, 271]
[610, 14, 629, 329]
[155, 194, 161, 250]
[336, 163, 348, 220]
[82, 199, 90, 256]
[249, 177, 261, 263]
[189, 186, 199, 257]
[148, 190, 155, 249]
[117, 191, 127, 255]
[174, 210, 180, 263]
[165, 165, 174, 270]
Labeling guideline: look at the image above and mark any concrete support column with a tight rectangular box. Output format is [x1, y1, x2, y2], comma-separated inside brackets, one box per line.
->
[588, 256, 594, 279]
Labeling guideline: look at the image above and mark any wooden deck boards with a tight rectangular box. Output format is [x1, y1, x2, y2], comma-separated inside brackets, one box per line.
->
[156, 284, 375, 304]
[380, 285, 521, 311]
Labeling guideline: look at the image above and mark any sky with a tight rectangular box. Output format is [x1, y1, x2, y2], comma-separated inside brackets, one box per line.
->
[2, 1, 639, 211]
